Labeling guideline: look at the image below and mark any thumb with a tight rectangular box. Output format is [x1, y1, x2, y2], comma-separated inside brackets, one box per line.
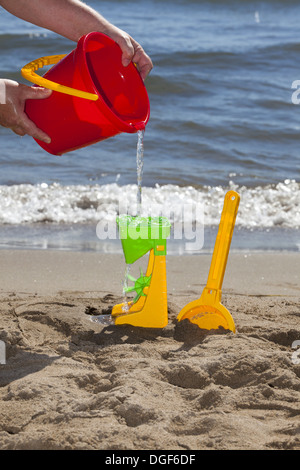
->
[24, 86, 52, 100]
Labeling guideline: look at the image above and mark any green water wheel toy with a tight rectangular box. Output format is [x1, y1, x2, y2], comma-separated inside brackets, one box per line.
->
[124, 267, 152, 303]
[112, 215, 171, 328]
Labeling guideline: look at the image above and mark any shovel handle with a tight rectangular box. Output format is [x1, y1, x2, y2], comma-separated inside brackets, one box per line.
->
[21, 54, 99, 101]
[206, 190, 240, 291]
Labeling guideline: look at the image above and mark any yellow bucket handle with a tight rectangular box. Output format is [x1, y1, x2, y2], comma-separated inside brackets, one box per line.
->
[21, 54, 99, 101]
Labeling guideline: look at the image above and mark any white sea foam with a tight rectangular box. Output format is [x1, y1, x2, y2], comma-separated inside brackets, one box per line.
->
[0, 179, 298, 229]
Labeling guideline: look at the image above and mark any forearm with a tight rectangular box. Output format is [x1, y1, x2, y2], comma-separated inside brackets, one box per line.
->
[0, 0, 153, 81]
[0, 0, 111, 42]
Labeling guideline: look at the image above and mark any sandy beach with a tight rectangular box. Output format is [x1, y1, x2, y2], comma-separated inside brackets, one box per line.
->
[0, 249, 299, 450]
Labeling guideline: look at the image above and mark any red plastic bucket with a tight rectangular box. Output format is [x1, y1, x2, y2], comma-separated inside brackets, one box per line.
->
[24, 32, 150, 155]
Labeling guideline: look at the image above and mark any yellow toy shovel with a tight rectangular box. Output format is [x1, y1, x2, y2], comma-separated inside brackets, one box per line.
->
[177, 190, 240, 333]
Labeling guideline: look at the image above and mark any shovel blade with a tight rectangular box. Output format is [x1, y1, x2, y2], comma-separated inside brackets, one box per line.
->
[178, 302, 236, 333]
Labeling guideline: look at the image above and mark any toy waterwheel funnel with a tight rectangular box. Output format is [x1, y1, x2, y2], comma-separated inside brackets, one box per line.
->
[117, 215, 171, 264]
[112, 215, 171, 328]
[177, 190, 240, 333]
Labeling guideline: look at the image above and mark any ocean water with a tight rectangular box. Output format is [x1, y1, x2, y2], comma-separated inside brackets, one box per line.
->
[0, 0, 299, 253]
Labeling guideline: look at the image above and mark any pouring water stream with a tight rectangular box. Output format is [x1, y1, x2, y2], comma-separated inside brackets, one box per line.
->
[89, 130, 145, 324]
[121, 129, 145, 311]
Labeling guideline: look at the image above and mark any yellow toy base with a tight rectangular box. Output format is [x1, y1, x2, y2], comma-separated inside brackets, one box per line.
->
[112, 250, 168, 328]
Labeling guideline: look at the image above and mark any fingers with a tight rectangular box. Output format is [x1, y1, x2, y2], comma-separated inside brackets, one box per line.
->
[122, 37, 153, 80]
[22, 85, 52, 101]
[106, 27, 153, 80]
[16, 110, 51, 143]
[118, 35, 135, 67]
[21, 86, 52, 143]
[131, 41, 153, 81]
[1, 81, 52, 143]
[11, 125, 26, 137]
[11, 119, 51, 143]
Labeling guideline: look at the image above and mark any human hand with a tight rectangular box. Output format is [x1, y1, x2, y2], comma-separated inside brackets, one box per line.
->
[0, 79, 52, 143]
[102, 24, 153, 81]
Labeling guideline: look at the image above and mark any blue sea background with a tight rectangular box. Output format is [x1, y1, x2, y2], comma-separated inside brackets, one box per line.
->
[0, 0, 299, 253]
